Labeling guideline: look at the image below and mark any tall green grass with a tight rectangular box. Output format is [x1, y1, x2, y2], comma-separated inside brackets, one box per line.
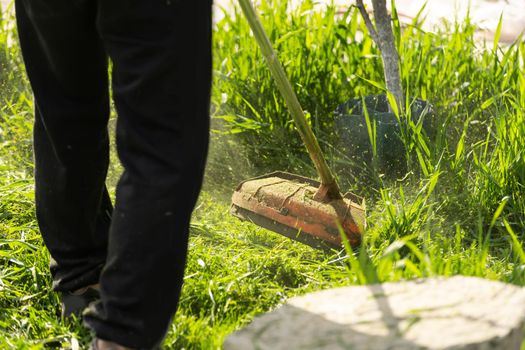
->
[1, 0, 525, 348]
[213, 0, 384, 175]
[213, 0, 525, 232]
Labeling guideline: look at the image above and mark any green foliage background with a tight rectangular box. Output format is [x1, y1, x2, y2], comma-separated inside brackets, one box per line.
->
[1, 0, 525, 348]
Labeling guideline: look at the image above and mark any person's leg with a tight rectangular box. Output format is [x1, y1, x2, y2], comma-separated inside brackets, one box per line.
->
[15, 0, 112, 293]
[83, 0, 212, 348]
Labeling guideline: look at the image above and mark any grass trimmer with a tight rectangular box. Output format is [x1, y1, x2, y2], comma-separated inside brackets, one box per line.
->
[231, 0, 366, 250]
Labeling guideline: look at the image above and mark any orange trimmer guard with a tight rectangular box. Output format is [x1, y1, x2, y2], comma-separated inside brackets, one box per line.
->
[231, 172, 366, 250]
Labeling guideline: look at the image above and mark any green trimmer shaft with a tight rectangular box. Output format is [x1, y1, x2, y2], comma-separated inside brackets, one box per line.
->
[231, 0, 366, 249]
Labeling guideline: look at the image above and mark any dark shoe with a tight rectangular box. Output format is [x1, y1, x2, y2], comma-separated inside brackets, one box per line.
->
[60, 284, 100, 319]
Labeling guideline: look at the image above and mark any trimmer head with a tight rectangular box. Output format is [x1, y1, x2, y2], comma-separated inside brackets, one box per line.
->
[231, 172, 366, 250]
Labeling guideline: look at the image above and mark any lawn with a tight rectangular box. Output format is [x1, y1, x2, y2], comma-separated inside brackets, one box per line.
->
[1, 0, 525, 349]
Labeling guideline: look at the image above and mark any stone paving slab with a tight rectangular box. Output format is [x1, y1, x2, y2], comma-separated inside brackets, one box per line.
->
[225, 276, 525, 350]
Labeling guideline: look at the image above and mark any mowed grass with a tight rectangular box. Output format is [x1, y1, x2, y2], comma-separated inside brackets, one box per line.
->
[2, 0, 525, 349]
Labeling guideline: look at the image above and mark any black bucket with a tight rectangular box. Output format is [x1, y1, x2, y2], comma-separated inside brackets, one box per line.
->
[334, 95, 434, 177]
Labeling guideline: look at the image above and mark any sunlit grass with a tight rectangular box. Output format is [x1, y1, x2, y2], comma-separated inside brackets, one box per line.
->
[1, 0, 525, 348]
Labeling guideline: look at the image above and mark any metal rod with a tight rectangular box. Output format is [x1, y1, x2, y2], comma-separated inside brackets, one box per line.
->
[237, 0, 341, 200]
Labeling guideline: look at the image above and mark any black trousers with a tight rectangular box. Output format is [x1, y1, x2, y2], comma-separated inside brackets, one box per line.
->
[15, 0, 212, 347]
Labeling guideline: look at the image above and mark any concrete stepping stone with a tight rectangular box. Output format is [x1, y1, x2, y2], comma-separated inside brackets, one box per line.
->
[224, 276, 525, 350]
